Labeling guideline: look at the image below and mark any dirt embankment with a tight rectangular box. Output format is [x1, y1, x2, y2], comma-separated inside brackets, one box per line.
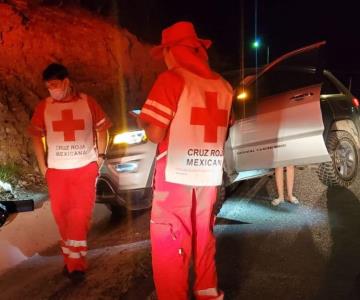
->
[0, 0, 163, 168]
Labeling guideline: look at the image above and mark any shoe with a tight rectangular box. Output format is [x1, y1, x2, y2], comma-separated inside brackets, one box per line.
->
[271, 197, 284, 206]
[68, 270, 85, 284]
[287, 196, 299, 204]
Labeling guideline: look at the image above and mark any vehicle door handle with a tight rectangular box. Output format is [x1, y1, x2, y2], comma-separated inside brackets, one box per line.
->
[290, 92, 314, 101]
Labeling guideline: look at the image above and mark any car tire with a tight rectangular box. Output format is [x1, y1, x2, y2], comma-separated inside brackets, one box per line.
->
[317, 130, 359, 187]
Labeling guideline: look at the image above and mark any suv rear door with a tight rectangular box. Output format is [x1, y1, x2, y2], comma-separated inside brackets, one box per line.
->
[225, 41, 331, 179]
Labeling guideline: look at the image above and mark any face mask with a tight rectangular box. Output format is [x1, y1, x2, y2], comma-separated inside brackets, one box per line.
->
[48, 87, 67, 101]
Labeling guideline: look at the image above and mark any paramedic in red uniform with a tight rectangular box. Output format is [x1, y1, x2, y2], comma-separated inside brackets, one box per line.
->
[139, 21, 233, 300]
[28, 63, 112, 283]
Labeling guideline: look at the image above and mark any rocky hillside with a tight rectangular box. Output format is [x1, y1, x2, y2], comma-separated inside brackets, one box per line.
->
[0, 0, 163, 167]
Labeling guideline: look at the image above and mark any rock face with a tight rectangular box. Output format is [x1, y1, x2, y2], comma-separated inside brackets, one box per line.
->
[0, 0, 163, 166]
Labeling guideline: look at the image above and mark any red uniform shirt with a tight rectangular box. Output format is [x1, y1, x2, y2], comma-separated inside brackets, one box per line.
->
[140, 67, 233, 186]
[28, 93, 112, 169]
[28, 94, 111, 137]
[139, 70, 185, 154]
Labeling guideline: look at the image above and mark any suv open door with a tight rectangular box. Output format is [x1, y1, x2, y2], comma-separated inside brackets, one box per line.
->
[224, 41, 331, 183]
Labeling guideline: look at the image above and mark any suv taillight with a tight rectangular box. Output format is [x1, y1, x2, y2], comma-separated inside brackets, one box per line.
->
[352, 98, 359, 108]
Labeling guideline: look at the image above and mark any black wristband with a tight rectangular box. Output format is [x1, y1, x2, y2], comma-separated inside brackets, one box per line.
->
[98, 153, 106, 159]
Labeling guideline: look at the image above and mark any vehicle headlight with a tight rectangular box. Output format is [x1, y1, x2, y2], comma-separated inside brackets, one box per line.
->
[114, 161, 140, 173]
[112, 130, 147, 145]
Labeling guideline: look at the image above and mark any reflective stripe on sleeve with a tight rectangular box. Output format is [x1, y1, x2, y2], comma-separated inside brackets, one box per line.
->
[146, 99, 174, 116]
[96, 118, 106, 127]
[141, 108, 171, 126]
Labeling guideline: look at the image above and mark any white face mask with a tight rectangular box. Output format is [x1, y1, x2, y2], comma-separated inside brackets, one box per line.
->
[48, 87, 68, 101]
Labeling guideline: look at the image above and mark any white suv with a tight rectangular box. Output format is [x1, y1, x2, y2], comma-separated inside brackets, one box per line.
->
[96, 116, 157, 213]
[97, 42, 360, 213]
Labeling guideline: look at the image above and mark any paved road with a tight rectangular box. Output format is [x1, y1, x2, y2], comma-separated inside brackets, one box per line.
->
[1, 166, 360, 299]
[216, 166, 360, 300]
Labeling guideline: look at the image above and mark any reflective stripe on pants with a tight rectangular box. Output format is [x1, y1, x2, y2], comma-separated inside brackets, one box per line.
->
[46, 162, 98, 272]
[151, 157, 221, 300]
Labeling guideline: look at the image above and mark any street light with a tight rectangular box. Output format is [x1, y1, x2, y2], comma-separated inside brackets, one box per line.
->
[252, 39, 260, 69]
[251, 39, 270, 65]
[252, 39, 261, 50]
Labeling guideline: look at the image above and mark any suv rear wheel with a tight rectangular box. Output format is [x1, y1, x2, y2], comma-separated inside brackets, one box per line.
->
[317, 130, 359, 187]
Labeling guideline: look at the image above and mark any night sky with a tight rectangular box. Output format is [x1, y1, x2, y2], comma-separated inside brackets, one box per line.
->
[108, 0, 360, 94]
[48, 0, 360, 95]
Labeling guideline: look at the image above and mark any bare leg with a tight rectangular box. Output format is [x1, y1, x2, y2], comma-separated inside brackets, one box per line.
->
[286, 165, 299, 204]
[272, 167, 285, 206]
[286, 165, 294, 198]
[275, 167, 284, 199]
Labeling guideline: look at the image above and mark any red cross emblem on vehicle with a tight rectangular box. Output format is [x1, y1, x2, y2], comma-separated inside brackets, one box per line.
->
[52, 109, 85, 141]
[190, 91, 228, 143]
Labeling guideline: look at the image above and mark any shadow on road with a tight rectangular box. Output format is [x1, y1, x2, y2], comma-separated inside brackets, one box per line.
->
[315, 186, 360, 300]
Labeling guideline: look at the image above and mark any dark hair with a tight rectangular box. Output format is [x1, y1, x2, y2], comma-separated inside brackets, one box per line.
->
[42, 63, 69, 81]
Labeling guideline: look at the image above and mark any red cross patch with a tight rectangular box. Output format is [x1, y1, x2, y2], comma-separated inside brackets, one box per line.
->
[190, 91, 228, 143]
[52, 109, 85, 141]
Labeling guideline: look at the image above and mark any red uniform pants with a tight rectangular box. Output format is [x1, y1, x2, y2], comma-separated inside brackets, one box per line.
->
[46, 162, 98, 272]
[151, 157, 223, 300]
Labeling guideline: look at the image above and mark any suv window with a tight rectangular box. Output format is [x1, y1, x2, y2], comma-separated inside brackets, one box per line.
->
[233, 48, 322, 120]
[251, 67, 318, 99]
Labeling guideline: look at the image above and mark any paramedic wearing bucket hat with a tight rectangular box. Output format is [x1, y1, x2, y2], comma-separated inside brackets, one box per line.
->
[139, 21, 233, 300]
